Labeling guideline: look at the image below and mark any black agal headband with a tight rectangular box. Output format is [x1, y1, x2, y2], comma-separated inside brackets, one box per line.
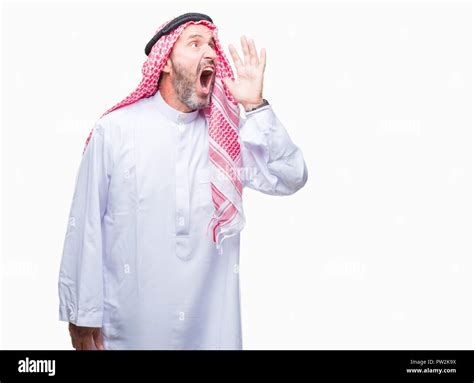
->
[144, 12, 214, 56]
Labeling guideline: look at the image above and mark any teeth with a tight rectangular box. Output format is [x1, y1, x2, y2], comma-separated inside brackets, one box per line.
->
[202, 67, 214, 74]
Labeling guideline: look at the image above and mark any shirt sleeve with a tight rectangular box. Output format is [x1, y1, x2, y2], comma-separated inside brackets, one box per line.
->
[58, 119, 112, 327]
[238, 104, 308, 195]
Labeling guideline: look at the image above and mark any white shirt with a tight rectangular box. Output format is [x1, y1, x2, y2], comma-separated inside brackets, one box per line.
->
[58, 89, 308, 350]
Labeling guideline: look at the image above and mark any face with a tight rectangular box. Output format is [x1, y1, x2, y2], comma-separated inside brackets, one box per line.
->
[163, 24, 218, 110]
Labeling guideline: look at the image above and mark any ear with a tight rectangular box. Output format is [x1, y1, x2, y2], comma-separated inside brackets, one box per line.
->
[161, 57, 172, 74]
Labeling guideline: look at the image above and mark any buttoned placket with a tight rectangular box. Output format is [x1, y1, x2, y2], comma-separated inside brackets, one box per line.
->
[151, 90, 199, 261]
[175, 114, 192, 260]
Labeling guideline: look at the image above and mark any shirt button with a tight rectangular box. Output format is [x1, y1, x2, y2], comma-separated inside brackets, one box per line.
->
[177, 115, 186, 124]
[178, 216, 185, 226]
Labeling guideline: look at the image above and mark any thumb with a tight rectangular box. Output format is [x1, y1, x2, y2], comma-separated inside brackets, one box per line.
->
[222, 77, 235, 93]
[93, 328, 105, 350]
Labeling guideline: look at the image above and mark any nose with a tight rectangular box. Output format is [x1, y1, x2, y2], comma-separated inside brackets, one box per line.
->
[204, 44, 218, 61]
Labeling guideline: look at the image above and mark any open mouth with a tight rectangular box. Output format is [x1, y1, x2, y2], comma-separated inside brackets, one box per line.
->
[198, 66, 215, 95]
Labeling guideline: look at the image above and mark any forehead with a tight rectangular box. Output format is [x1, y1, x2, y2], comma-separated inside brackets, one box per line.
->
[179, 24, 213, 40]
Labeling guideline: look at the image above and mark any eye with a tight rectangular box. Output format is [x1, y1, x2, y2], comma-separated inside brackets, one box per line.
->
[190, 42, 198, 48]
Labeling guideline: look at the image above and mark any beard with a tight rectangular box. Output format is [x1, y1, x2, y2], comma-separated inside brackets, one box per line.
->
[171, 60, 213, 111]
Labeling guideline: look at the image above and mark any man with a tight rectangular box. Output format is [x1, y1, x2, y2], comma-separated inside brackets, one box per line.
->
[58, 12, 308, 350]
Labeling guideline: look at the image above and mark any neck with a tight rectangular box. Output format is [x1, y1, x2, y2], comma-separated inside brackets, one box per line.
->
[158, 76, 195, 113]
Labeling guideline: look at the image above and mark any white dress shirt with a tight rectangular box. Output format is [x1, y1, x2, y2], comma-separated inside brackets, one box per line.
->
[58, 89, 308, 350]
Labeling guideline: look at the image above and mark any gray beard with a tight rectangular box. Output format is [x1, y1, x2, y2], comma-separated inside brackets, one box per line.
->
[171, 61, 212, 111]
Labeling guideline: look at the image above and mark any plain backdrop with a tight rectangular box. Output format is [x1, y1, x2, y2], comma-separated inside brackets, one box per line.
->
[0, 0, 472, 349]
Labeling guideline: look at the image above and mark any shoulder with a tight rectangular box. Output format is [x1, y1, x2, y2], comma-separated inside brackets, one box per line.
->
[93, 96, 154, 141]
[97, 96, 152, 128]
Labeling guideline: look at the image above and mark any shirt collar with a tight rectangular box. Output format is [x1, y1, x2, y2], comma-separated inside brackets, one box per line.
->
[153, 89, 199, 124]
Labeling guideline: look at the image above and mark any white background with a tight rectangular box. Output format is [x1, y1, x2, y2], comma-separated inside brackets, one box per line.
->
[1, 0, 472, 349]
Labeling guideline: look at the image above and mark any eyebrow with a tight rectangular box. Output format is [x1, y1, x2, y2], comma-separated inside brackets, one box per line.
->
[187, 34, 215, 44]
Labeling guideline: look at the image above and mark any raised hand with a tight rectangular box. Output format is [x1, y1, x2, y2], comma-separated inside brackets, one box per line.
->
[223, 36, 266, 111]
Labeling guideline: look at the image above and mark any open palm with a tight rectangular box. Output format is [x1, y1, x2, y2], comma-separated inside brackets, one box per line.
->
[223, 36, 266, 109]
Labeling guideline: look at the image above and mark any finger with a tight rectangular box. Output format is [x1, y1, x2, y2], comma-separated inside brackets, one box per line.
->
[259, 48, 266, 72]
[248, 38, 259, 66]
[240, 36, 250, 66]
[69, 326, 78, 350]
[228, 44, 243, 70]
[69, 323, 75, 338]
[75, 339, 83, 351]
[81, 335, 94, 351]
[93, 329, 105, 351]
[70, 335, 77, 350]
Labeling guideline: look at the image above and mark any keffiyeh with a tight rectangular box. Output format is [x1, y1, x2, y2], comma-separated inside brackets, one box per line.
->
[82, 13, 246, 251]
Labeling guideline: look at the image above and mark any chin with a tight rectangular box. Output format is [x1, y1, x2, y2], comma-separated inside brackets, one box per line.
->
[184, 97, 209, 111]
[197, 93, 213, 108]
[182, 85, 213, 110]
